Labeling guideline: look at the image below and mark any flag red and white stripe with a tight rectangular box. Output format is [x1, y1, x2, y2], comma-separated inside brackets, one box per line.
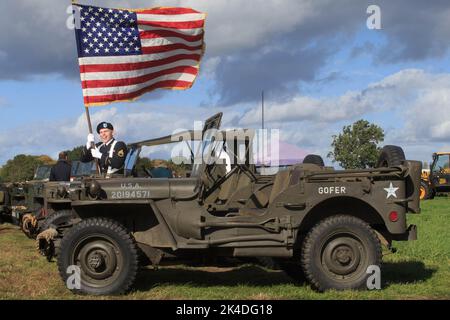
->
[75, 6, 206, 106]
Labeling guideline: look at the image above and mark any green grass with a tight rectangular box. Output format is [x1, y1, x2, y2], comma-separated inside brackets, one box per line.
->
[0, 198, 449, 300]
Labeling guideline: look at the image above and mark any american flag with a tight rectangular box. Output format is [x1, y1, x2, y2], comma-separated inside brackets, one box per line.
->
[73, 4, 206, 106]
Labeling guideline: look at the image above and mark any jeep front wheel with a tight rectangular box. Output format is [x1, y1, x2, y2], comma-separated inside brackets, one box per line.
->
[57, 217, 138, 295]
[301, 215, 381, 291]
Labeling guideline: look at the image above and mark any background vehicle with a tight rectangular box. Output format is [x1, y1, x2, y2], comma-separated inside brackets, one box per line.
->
[420, 152, 450, 200]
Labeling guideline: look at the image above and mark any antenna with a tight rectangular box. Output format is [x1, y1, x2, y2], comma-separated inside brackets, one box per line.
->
[261, 90, 265, 167]
[261, 90, 264, 130]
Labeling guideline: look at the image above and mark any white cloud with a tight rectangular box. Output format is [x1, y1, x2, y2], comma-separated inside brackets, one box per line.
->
[234, 69, 450, 162]
[1, 69, 450, 166]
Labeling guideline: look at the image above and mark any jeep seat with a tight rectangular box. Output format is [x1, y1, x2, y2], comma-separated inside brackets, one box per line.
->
[238, 170, 291, 216]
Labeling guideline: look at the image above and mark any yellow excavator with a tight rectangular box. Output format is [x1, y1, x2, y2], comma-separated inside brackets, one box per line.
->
[420, 152, 450, 200]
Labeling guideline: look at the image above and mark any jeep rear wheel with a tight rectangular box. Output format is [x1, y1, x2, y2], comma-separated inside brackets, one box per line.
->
[57, 217, 138, 295]
[301, 215, 381, 291]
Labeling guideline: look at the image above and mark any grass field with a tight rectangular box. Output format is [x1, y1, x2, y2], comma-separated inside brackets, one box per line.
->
[0, 198, 449, 300]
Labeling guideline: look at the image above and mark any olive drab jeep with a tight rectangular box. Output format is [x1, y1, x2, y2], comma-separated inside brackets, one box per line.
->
[0, 164, 53, 233]
[40, 112, 421, 295]
[10, 161, 96, 238]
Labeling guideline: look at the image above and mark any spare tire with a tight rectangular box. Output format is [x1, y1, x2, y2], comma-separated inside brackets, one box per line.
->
[303, 154, 325, 167]
[376, 145, 405, 167]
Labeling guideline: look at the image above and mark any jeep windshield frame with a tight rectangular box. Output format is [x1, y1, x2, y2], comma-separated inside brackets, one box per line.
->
[127, 113, 223, 178]
[34, 165, 52, 181]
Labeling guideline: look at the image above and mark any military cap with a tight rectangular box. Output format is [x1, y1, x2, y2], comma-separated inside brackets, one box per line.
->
[97, 122, 114, 133]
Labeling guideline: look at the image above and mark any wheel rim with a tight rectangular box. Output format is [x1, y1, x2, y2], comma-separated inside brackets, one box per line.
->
[319, 232, 368, 281]
[419, 186, 426, 200]
[71, 234, 123, 288]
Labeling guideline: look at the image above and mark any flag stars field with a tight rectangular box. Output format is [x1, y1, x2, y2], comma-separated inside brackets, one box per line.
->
[74, 4, 206, 106]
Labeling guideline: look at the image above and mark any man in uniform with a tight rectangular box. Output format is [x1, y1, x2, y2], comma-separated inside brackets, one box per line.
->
[81, 122, 127, 176]
[49, 151, 71, 181]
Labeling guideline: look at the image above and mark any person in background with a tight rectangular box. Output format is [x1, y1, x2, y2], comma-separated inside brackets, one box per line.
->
[49, 151, 71, 181]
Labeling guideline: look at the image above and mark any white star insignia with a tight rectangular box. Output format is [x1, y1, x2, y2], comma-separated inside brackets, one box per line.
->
[384, 182, 399, 199]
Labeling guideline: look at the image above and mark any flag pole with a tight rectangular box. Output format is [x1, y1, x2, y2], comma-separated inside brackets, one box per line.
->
[85, 106, 101, 175]
[72, 0, 100, 175]
[85, 106, 94, 134]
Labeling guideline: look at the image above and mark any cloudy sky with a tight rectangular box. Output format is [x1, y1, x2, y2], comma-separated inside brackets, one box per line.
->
[1, 0, 450, 166]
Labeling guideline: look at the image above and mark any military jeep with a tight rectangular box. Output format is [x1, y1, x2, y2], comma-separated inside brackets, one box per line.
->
[0, 164, 53, 230]
[13, 161, 96, 237]
[44, 113, 421, 295]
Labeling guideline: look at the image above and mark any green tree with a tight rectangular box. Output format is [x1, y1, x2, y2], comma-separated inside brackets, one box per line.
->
[328, 119, 384, 169]
[135, 156, 152, 176]
[0, 154, 52, 182]
[65, 146, 85, 161]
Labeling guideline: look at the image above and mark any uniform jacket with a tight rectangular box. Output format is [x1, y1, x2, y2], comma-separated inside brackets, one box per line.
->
[49, 159, 72, 181]
[81, 138, 127, 174]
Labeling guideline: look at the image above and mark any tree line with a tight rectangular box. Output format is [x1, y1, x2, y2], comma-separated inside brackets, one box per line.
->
[0, 119, 385, 183]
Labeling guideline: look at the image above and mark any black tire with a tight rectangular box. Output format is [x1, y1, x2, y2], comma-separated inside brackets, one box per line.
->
[301, 215, 382, 291]
[40, 210, 74, 232]
[429, 189, 436, 199]
[303, 154, 325, 167]
[57, 217, 138, 295]
[376, 145, 405, 167]
[38, 210, 75, 258]
[420, 180, 430, 200]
